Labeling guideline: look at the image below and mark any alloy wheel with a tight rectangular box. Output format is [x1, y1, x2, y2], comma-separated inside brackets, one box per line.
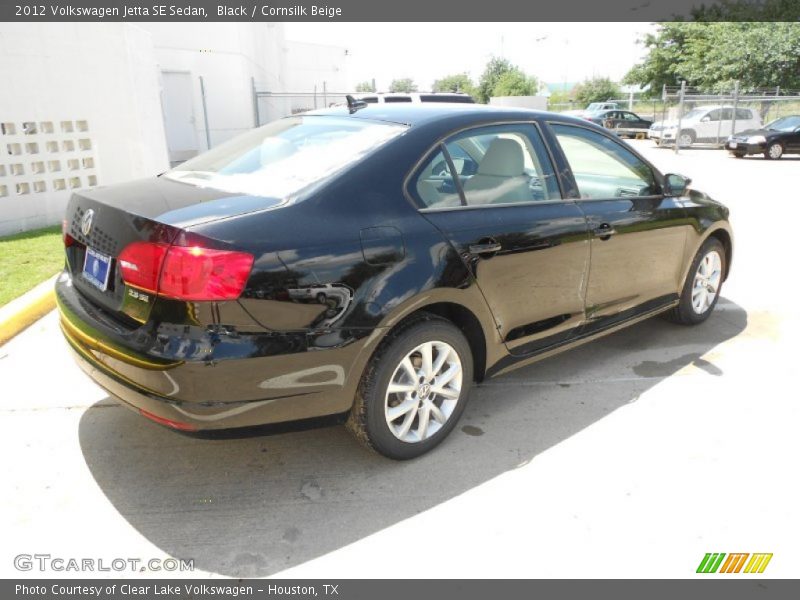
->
[384, 340, 462, 443]
[768, 143, 783, 159]
[691, 250, 722, 314]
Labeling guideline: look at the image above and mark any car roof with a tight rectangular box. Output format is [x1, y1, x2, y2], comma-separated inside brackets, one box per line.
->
[301, 103, 581, 127]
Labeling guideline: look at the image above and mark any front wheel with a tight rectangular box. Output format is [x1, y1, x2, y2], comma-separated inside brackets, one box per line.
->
[677, 130, 695, 148]
[765, 142, 783, 160]
[732, 151, 745, 158]
[347, 315, 473, 460]
[663, 238, 726, 325]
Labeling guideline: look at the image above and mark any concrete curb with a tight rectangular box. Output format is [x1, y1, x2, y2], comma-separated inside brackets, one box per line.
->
[0, 274, 58, 346]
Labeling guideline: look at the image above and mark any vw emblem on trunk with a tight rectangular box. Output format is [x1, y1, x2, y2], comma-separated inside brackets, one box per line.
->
[80, 209, 95, 237]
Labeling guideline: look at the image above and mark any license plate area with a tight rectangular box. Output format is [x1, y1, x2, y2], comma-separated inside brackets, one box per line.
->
[82, 247, 113, 292]
[729, 141, 738, 149]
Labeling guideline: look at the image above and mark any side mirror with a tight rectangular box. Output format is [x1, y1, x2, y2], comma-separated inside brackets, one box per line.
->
[700, 116, 711, 122]
[665, 173, 691, 196]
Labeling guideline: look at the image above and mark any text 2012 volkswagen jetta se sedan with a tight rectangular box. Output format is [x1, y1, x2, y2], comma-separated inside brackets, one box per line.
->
[57, 101, 733, 459]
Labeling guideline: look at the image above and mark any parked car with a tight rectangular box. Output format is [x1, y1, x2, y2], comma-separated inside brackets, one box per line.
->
[585, 109, 653, 135]
[57, 103, 733, 460]
[585, 101, 620, 113]
[649, 105, 762, 147]
[356, 92, 475, 104]
[724, 115, 800, 159]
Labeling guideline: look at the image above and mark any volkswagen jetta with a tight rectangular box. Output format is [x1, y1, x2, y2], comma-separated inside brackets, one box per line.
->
[57, 102, 733, 459]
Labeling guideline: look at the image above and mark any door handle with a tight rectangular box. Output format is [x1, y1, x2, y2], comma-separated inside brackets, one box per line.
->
[593, 224, 617, 238]
[468, 242, 502, 255]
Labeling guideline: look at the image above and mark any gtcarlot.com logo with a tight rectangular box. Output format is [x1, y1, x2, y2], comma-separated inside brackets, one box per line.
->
[696, 553, 773, 574]
[14, 554, 194, 573]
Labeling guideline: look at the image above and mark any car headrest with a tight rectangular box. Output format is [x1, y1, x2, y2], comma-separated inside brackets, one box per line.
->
[477, 138, 525, 177]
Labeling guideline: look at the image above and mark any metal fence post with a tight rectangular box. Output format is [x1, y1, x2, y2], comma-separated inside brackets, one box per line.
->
[675, 81, 685, 154]
[323, 81, 327, 107]
[199, 76, 212, 150]
[731, 80, 740, 136]
[251, 77, 259, 128]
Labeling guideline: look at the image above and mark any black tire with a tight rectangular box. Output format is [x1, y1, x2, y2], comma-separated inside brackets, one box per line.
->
[764, 141, 783, 160]
[663, 237, 726, 325]
[733, 151, 746, 158]
[346, 314, 473, 460]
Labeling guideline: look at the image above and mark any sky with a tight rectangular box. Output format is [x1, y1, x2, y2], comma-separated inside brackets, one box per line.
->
[284, 22, 658, 91]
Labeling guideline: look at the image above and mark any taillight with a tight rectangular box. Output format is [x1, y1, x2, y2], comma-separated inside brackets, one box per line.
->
[117, 240, 253, 301]
[159, 246, 254, 301]
[62, 218, 75, 247]
[118, 241, 169, 293]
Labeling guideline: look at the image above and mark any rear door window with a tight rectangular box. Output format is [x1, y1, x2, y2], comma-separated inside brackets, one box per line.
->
[411, 123, 560, 208]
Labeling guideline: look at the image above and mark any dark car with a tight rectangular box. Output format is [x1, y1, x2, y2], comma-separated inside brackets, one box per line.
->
[586, 109, 653, 136]
[57, 103, 733, 459]
[724, 115, 800, 159]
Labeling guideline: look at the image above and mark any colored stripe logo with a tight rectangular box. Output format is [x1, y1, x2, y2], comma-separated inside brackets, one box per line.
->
[697, 553, 773, 574]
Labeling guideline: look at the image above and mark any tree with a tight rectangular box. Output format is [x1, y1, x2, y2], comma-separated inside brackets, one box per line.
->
[389, 78, 417, 93]
[432, 73, 476, 96]
[623, 22, 800, 93]
[572, 77, 622, 106]
[355, 80, 375, 93]
[492, 70, 540, 97]
[477, 57, 513, 103]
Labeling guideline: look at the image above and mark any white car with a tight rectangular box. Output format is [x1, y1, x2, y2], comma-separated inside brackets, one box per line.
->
[649, 105, 762, 147]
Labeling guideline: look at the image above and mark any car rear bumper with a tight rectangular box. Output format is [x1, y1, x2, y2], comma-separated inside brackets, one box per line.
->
[56, 271, 380, 430]
[724, 140, 765, 155]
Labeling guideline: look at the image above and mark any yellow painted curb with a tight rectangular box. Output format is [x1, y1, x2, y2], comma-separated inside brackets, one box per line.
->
[0, 276, 58, 346]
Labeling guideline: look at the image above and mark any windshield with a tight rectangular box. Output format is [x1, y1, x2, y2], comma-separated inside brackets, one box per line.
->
[164, 116, 407, 198]
[765, 116, 800, 132]
[681, 108, 708, 120]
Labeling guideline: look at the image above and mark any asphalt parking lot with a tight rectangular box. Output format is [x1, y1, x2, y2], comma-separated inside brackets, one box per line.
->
[1, 140, 798, 579]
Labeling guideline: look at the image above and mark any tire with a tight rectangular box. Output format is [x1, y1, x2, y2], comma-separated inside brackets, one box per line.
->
[677, 130, 695, 148]
[764, 141, 783, 160]
[663, 237, 726, 325]
[346, 314, 473, 460]
[732, 152, 745, 158]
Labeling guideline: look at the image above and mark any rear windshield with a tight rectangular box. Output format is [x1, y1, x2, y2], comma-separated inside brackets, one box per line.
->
[164, 116, 407, 198]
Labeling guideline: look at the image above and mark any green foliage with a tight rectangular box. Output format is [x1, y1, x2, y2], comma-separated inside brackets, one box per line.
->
[492, 70, 540, 97]
[477, 57, 513, 103]
[477, 57, 541, 102]
[691, 0, 800, 20]
[432, 73, 476, 96]
[624, 22, 800, 93]
[572, 77, 622, 105]
[389, 78, 418, 93]
[355, 80, 375, 93]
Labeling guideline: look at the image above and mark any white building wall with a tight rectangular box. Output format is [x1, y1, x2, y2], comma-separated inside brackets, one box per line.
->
[0, 23, 347, 236]
[0, 23, 169, 236]
[141, 23, 289, 151]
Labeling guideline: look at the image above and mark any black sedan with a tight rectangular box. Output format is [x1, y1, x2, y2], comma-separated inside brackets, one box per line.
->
[57, 102, 733, 459]
[585, 109, 653, 135]
[725, 115, 800, 159]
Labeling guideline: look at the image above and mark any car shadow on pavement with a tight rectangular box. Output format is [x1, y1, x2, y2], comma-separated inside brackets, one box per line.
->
[78, 298, 747, 577]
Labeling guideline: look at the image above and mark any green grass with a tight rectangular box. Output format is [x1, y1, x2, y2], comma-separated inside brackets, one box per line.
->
[0, 225, 64, 307]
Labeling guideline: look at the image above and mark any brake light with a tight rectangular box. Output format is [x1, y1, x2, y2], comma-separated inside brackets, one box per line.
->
[118, 241, 169, 293]
[117, 240, 253, 301]
[62, 219, 75, 247]
[159, 246, 254, 301]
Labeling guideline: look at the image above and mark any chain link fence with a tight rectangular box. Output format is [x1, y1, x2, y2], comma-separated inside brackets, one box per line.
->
[252, 81, 355, 126]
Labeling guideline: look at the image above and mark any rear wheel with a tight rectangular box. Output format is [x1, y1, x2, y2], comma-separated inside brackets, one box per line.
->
[732, 151, 746, 158]
[765, 142, 783, 160]
[346, 315, 473, 460]
[663, 238, 726, 325]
